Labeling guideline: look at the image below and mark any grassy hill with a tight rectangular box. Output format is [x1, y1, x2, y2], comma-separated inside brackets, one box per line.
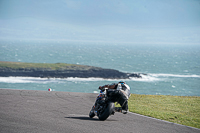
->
[0, 61, 95, 70]
[0, 61, 141, 78]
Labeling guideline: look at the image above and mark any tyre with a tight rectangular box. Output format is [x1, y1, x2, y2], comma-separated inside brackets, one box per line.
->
[89, 111, 95, 118]
[98, 102, 115, 121]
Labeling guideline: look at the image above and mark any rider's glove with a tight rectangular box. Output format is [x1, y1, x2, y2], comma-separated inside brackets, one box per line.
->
[98, 86, 105, 91]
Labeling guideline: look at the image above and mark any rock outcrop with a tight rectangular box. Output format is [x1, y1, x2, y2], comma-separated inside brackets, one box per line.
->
[0, 67, 141, 79]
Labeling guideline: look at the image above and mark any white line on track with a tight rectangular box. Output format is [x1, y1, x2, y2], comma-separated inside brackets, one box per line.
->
[68, 114, 89, 117]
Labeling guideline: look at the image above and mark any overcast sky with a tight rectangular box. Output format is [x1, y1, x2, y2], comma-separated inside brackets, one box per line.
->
[0, 0, 200, 44]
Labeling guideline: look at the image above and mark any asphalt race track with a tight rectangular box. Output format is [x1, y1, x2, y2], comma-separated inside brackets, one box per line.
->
[0, 89, 199, 133]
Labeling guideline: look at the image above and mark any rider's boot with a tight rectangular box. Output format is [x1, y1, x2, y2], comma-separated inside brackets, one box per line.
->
[115, 107, 128, 114]
[115, 107, 122, 112]
[122, 110, 128, 114]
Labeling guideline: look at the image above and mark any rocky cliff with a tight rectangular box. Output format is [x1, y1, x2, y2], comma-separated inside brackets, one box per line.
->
[0, 61, 141, 79]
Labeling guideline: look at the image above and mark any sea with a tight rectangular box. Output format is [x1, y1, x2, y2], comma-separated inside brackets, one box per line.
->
[0, 40, 200, 96]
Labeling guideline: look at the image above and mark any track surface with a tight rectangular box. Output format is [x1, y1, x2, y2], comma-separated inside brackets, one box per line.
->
[0, 89, 199, 133]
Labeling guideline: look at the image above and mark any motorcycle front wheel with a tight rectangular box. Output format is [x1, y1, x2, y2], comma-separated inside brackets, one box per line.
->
[89, 111, 95, 118]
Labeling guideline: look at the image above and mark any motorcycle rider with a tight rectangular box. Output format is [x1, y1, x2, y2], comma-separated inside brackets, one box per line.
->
[91, 81, 131, 114]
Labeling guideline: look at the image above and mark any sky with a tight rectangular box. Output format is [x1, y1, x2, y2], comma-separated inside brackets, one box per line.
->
[0, 0, 200, 44]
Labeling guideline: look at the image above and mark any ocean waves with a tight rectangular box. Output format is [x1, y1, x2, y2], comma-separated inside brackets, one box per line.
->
[0, 73, 199, 84]
[149, 73, 200, 78]
[0, 73, 199, 96]
[0, 77, 61, 84]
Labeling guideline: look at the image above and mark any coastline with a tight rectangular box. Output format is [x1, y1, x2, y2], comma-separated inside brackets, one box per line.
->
[0, 61, 142, 79]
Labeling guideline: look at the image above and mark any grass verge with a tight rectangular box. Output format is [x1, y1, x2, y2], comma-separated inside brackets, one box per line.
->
[127, 94, 200, 129]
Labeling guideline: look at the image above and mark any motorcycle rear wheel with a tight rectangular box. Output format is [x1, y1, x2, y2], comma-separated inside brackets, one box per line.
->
[98, 102, 115, 121]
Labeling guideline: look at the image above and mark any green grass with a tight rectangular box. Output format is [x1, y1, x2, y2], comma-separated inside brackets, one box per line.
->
[0, 61, 87, 70]
[126, 94, 200, 129]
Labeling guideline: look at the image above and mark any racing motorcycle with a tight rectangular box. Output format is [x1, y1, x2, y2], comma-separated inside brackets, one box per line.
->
[89, 88, 125, 121]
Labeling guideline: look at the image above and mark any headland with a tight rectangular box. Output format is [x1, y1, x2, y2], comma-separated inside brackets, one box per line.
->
[0, 61, 142, 79]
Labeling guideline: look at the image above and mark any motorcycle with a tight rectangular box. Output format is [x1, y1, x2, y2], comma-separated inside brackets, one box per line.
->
[89, 88, 125, 121]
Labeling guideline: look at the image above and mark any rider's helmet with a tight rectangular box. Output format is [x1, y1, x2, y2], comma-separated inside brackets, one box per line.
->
[119, 81, 125, 84]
